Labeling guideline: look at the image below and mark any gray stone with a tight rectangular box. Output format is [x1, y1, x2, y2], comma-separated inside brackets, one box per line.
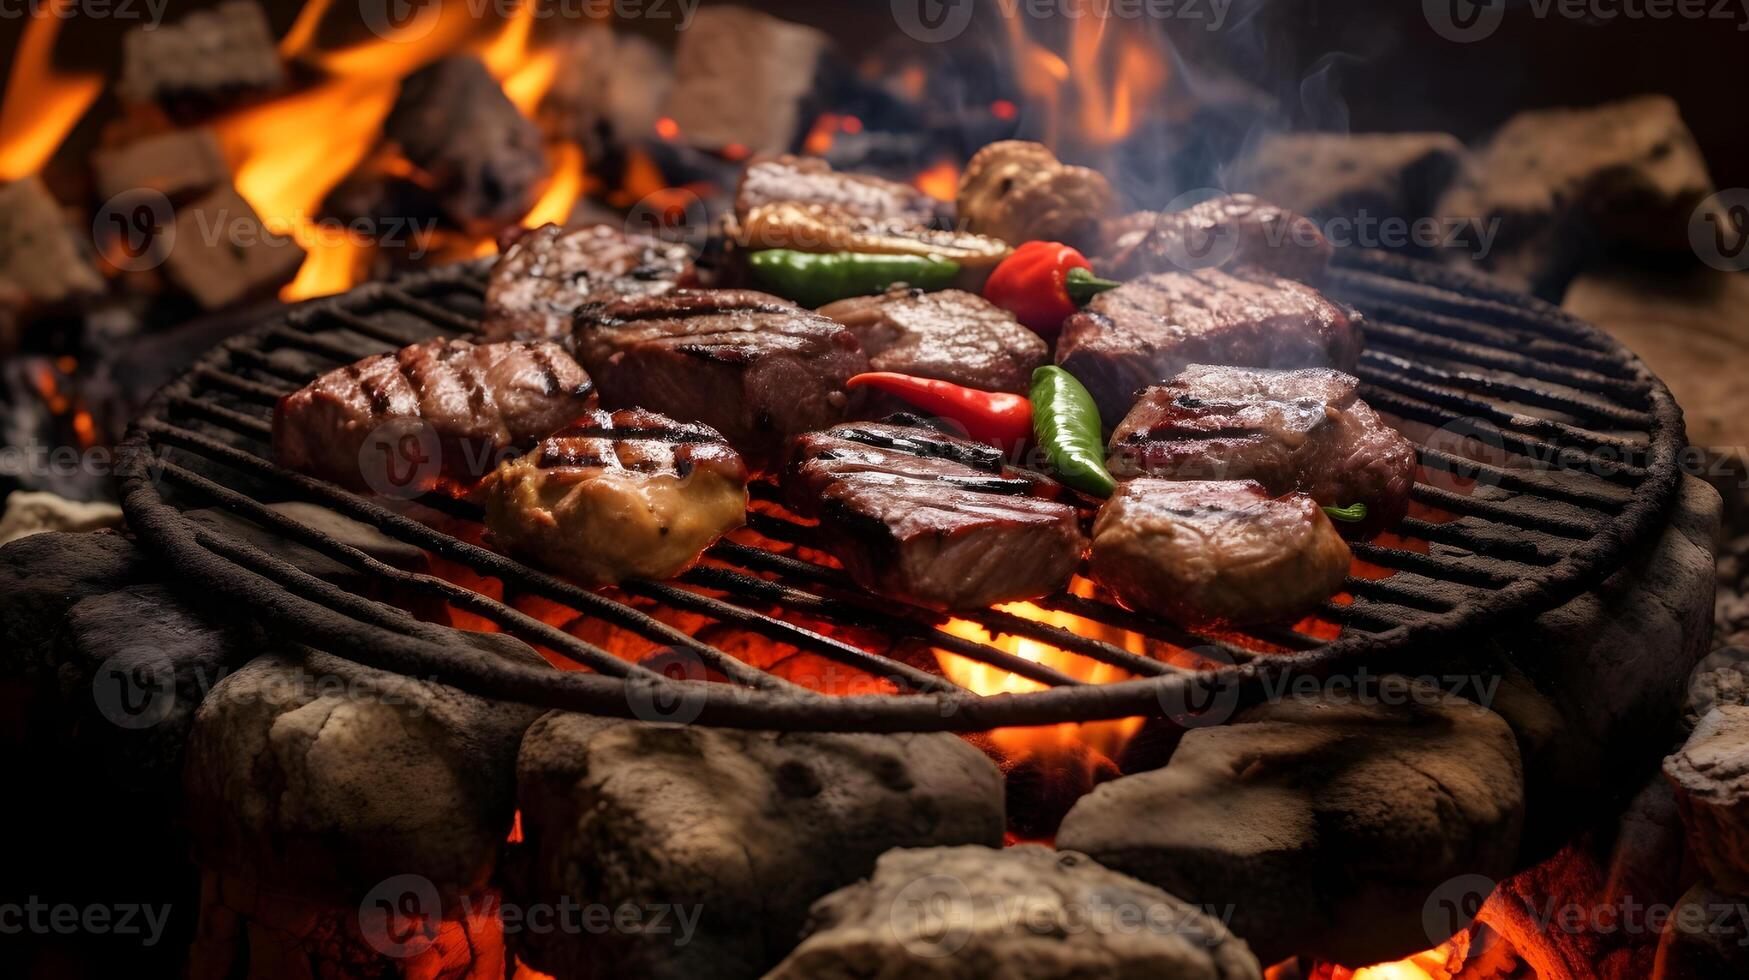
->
[116, 0, 283, 117]
[767, 844, 1262, 980]
[0, 490, 123, 546]
[0, 530, 145, 686]
[1652, 881, 1749, 980]
[1228, 131, 1467, 225]
[1057, 676, 1524, 967]
[1665, 704, 1749, 894]
[183, 649, 543, 905]
[162, 184, 305, 309]
[660, 6, 830, 156]
[1683, 646, 1749, 733]
[92, 128, 231, 203]
[511, 713, 1005, 979]
[0, 176, 105, 306]
[1438, 95, 1714, 295]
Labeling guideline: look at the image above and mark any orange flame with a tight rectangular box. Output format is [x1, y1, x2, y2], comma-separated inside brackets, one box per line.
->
[0, 2, 104, 180]
[1003, 0, 1170, 150]
[913, 159, 960, 202]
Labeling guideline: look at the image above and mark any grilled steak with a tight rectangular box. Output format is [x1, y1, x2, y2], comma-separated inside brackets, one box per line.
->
[1056, 267, 1362, 422]
[273, 338, 596, 494]
[1090, 479, 1351, 627]
[819, 287, 1048, 396]
[783, 419, 1085, 610]
[734, 154, 943, 226]
[1097, 194, 1333, 284]
[1108, 365, 1417, 533]
[573, 289, 867, 470]
[482, 223, 694, 343]
[482, 408, 747, 585]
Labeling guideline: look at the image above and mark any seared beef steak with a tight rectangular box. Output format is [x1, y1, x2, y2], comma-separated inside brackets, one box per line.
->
[1109, 365, 1417, 533]
[819, 288, 1048, 396]
[273, 338, 595, 493]
[482, 223, 694, 342]
[735, 154, 943, 226]
[574, 290, 867, 470]
[482, 408, 747, 585]
[783, 420, 1086, 610]
[1057, 267, 1362, 422]
[1098, 194, 1333, 284]
[1090, 479, 1351, 627]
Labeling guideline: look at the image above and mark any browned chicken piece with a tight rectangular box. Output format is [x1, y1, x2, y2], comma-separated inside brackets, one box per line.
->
[1097, 194, 1333, 284]
[956, 140, 1114, 252]
[734, 154, 944, 226]
[784, 419, 1086, 610]
[273, 338, 596, 494]
[818, 287, 1049, 396]
[1056, 267, 1363, 422]
[481, 408, 747, 585]
[482, 223, 694, 342]
[733, 201, 1013, 272]
[1090, 479, 1352, 628]
[1108, 365, 1417, 534]
[573, 289, 868, 470]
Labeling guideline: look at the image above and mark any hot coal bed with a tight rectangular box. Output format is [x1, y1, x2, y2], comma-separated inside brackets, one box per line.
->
[4, 4, 1747, 980]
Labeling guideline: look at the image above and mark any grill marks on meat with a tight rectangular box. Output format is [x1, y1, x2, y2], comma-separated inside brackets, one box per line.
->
[482, 223, 694, 342]
[1108, 365, 1418, 533]
[732, 202, 1013, 270]
[273, 338, 596, 493]
[734, 155, 943, 226]
[1057, 267, 1362, 422]
[819, 287, 1049, 396]
[784, 420, 1086, 610]
[1090, 479, 1352, 628]
[1098, 194, 1333, 284]
[482, 408, 747, 586]
[574, 289, 867, 470]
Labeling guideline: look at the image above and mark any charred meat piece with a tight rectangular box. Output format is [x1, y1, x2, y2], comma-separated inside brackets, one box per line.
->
[733, 202, 1013, 272]
[1108, 365, 1417, 533]
[784, 419, 1086, 610]
[273, 338, 596, 493]
[1090, 479, 1352, 628]
[573, 289, 867, 470]
[1056, 267, 1362, 422]
[1097, 194, 1333, 284]
[956, 140, 1114, 251]
[735, 154, 943, 226]
[482, 408, 747, 585]
[819, 287, 1049, 396]
[482, 223, 694, 342]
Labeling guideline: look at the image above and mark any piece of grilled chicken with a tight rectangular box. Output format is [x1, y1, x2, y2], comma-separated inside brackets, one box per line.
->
[481, 408, 748, 586]
[783, 418, 1086, 610]
[1090, 479, 1351, 628]
[1108, 365, 1417, 534]
[272, 337, 596, 494]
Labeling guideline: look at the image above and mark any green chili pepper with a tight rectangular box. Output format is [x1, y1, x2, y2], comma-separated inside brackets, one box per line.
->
[1029, 365, 1116, 498]
[747, 249, 961, 308]
[1322, 503, 1369, 523]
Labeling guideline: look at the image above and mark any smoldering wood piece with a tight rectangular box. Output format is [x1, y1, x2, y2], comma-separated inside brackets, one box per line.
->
[0, 175, 106, 307]
[659, 5, 831, 156]
[384, 56, 549, 229]
[116, 0, 284, 120]
[162, 185, 305, 310]
[768, 845, 1264, 980]
[508, 712, 1006, 979]
[92, 128, 232, 204]
[1057, 676, 1526, 968]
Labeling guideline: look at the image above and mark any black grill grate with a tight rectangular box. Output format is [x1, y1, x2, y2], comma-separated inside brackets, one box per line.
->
[115, 251, 1686, 732]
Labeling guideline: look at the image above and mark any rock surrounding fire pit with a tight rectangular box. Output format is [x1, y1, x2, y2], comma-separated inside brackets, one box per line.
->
[1057, 676, 1525, 967]
[767, 844, 1262, 979]
[1228, 131, 1469, 227]
[509, 712, 1006, 979]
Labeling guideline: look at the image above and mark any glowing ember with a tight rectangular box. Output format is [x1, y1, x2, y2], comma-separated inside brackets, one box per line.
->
[0, 3, 105, 181]
[522, 142, 587, 229]
[1003, 0, 1170, 150]
[913, 159, 961, 202]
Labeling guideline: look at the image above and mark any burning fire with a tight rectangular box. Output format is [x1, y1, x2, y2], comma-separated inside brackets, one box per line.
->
[0, 2, 104, 181]
[1001, 0, 1170, 150]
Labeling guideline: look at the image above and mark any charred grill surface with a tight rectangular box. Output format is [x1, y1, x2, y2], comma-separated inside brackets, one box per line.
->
[117, 251, 1686, 733]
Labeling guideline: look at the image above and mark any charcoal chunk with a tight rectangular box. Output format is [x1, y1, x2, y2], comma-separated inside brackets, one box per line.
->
[385, 57, 549, 228]
[162, 185, 305, 309]
[117, 0, 283, 119]
[0, 176, 105, 307]
[660, 6, 830, 156]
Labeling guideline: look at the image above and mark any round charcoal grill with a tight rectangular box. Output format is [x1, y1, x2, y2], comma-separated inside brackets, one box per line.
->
[115, 250, 1685, 732]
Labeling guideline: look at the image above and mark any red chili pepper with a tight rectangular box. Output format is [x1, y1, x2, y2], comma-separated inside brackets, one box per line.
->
[982, 241, 1122, 339]
[846, 372, 1032, 452]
